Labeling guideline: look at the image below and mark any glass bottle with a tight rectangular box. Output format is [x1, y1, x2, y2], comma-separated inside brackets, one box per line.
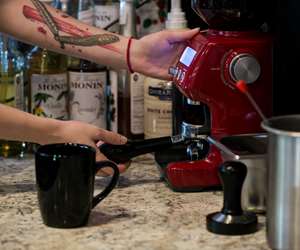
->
[93, 0, 120, 131]
[26, 0, 68, 147]
[144, 77, 172, 138]
[67, 0, 108, 128]
[118, 0, 145, 139]
[94, 0, 120, 33]
[0, 34, 26, 157]
[27, 1, 68, 121]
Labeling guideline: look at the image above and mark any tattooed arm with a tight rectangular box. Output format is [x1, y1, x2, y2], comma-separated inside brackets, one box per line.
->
[0, 0, 128, 69]
[0, 0, 199, 80]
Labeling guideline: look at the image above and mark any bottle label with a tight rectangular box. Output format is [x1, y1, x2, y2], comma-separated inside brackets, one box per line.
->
[130, 73, 145, 134]
[94, 4, 119, 32]
[108, 70, 118, 132]
[78, 8, 94, 26]
[0, 72, 24, 111]
[144, 79, 172, 138]
[148, 85, 172, 101]
[69, 71, 107, 128]
[15, 72, 24, 111]
[31, 73, 68, 120]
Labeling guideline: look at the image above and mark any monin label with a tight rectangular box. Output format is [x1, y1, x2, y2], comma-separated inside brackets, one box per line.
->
[94, 4, 119, 33]
[31, 73, 68, 120]
[69, 71, 107, 128]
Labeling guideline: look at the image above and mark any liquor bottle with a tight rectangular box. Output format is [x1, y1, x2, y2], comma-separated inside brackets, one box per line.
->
[27, 1, 68, 121]
[144, 0, 187, 138]
[118, 0, 145, 139]
[144, 77, 172, 138]
[67, 0, 108, 128]
[94, 0, 120, 32]
[0, 34, 26, 157]
[93, 0, 120, 132]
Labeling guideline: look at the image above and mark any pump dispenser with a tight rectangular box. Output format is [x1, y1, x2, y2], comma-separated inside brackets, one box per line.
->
[143, 0, 187, 139]
[166, 0, 187, 29]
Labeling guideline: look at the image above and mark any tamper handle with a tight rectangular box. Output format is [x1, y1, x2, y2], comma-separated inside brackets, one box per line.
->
[220, 161, 247, 215]
[207, 160, 257, 235]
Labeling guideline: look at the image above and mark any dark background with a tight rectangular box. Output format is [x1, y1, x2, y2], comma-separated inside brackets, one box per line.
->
[178, 0, 300, 116]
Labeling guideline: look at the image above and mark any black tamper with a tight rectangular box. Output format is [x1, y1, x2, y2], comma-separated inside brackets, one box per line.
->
[206, 161, 258, 235]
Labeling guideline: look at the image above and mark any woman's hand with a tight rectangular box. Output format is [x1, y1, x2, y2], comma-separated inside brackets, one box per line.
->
[46, 120, 128, 175]
[130, 28, 200, 80]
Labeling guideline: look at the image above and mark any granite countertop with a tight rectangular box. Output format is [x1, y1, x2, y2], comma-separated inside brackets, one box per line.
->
[0, 154, 270, 250]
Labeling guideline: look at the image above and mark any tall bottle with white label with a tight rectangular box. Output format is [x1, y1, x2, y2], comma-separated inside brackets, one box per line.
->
[68, 61, 107, 128]
[93, 0, 119, 132]
[118, 0, 145, 139]
[0, 34, 26, 157]
[67, 0, 108, 128]
[27, 0, 68, 121]
[94, 0, 119, 32]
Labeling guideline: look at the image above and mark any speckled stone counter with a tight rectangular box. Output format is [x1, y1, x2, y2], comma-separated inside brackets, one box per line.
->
[0, 154, 270, 250]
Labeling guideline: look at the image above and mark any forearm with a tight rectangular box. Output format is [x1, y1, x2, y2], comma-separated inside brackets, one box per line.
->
[0, 0, 129, 70]
[0, 104, 61, 145]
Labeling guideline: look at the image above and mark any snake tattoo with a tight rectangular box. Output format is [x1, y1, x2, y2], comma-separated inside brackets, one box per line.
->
[30, 0, 120, 49]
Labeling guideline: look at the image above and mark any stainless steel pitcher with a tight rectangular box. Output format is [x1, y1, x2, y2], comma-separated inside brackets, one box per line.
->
[217, 134, 267, 213]
[262, 115, 300, 250]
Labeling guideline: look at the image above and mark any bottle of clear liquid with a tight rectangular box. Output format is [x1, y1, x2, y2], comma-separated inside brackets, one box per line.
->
[118, 0, 145, 139]
[0, 34, 26, 158]
[27, 1, 68, 121]
[67, 0, 108, 128]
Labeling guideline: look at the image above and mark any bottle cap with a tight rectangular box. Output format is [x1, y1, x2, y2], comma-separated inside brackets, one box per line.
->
[166, 0, 187, 30]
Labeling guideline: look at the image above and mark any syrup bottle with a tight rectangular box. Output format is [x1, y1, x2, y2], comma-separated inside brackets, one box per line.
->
[0, 34, 26, 158]
[67, 0, 108, 128]
[94, 0, 120, 33]
[118, 0, 145, 140]
[27, 0, 68, 121]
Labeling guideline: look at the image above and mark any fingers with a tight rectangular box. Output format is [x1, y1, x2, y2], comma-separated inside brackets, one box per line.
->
[95, 147, 128, 176]
[166, 28, 200, 44]
[96, 129, 127, 145]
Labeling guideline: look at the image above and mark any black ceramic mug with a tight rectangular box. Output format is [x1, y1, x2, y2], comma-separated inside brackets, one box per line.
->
[35, 143, 119, 228]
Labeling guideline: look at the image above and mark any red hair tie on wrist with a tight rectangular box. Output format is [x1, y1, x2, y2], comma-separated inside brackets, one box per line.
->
[126, 37, 134, 74]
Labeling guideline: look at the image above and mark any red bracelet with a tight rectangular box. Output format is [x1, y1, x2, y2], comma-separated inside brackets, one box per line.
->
[126, 37, 134, 74]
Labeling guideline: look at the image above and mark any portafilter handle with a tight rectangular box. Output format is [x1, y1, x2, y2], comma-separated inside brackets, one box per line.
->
[99, 135, 185, 164]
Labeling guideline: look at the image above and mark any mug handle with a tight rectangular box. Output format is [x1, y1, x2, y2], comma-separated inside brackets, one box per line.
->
[92, 161, 120, 208]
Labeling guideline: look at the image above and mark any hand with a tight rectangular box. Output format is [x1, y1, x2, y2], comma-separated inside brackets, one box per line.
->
[46, 120, 128, 175]
[131, 28, 200, 80]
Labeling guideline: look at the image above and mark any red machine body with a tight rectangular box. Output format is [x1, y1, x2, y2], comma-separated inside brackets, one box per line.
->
[164, 30, 273, 191]
[174, 30, 273, 137]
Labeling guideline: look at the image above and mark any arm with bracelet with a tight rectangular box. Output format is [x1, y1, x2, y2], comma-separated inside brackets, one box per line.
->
[0, 0, 199, 174]
[0, 0, 199, 80]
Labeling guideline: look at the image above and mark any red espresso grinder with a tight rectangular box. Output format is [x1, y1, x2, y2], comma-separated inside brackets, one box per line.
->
[100, 0, 273, 192]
